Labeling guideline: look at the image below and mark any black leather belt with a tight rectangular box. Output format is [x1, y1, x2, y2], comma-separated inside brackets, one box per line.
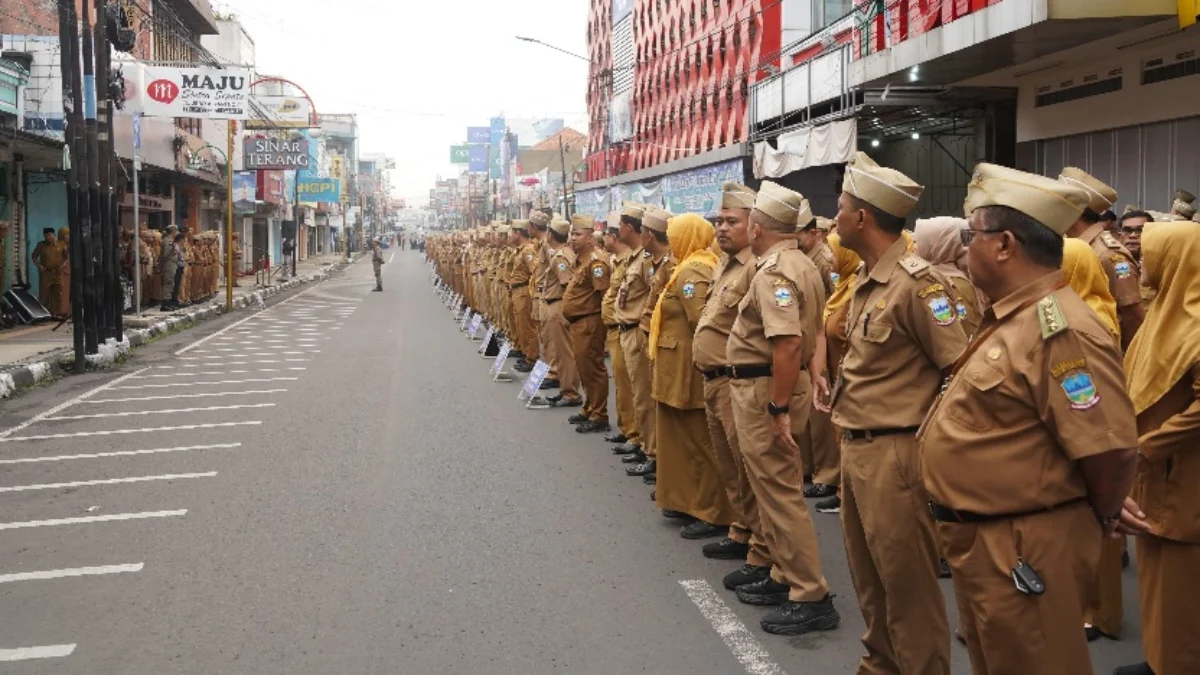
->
[841, 426, 919, 442]
[566, 312, 600, 324]
[617, 323, 640, 332]
[701, 366, 730, 381]
[727, 364, 772, 379]
[509, 282, 529, 289]
[545, 298, 561, 305]
[929, 497, 1086, 524]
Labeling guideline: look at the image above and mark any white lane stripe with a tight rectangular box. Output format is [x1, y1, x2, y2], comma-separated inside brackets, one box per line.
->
[678, 580, 788, 675]
[137, 369, 304, 377]
[0, 510, 187, 530]
[0, 563, 144, 583]
[47, 403, 275, 421]
[175, 284, 320, 355]
[0, 421, 260, 442]
[0, 472, 216, 493]
[0, 644, 77, 661]
[110, 378, 298, 390]
[0, 367, 150, 440]
[0, 443, 240, 465]
[86, 390, 287, 404]
[174, 359, 308, 365]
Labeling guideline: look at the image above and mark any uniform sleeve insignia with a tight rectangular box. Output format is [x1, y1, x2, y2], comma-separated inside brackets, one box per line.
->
[648, 265, 655, 276]
[774, 287, 794, 307]
[557, 262, 567, 272]
[682, 282, 696, 298]
[928, 296, 956, 325]
[1038, 295, 1069, 339]
[1114, 261, 1132, 278]
[956, 300, 969, 320]
[900, 255, 931, 277]
[918, 283, 946, 298]
[1051, 358, 1087, 379]
[593, 266, 605, 278]
[526, 254, 532, 261]
[830, 272, 840, 284]
[1061, 371, 1101, 410]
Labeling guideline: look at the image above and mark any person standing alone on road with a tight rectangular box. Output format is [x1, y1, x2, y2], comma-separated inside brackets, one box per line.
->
[373, 239, 385, 292]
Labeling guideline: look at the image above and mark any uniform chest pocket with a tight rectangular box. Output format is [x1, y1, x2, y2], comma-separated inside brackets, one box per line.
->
[658, 335, 678, 350]
[860, 322, 892, 344]
[721, 285, 747, 308]
[946, 362, 1006, 432]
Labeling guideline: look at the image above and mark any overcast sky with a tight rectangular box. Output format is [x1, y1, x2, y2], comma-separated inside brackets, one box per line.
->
[217, 0, 590, 205]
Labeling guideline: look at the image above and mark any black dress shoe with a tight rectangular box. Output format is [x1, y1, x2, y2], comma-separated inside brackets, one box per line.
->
[1122, 550, 1130, 569]
[723, 564, 770, 590]
[576, 420, 611, 434]
[816, 495, 841, 514]
[514, 361, 534, 373]
[803, 483, 837, 499]
[605, 432, 628, 444]
[510, 350, 525, 360]
[703, 537, 750, 560]
[649, 489, 656, 501]
[539, 379, 560, 390]
[568, 413, 590, 424]
[1113, 663, 1154, 675]
[546, 394, 563, 404]
[1085, 625, 1101, 642]
[621, 450, 647, 463]
[938, 559, 952, 579]
[642, 472, 656, 485]
[612, 443, 641, 455]
[662, 510, 691, 520]
[626, 459, 656, 477]
[551, 397, 582, 408]
[735, 577, 791, 606]
[761, 595, 840, 636]
[681, 520, 723, 540]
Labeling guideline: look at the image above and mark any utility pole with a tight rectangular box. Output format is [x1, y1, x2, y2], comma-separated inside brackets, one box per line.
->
[57, 0, 85, 370]
[81, 1, 100, 351]
[558, 134, 570, 218]
[95, 0, 119, 341]
[225, 120, 236, 311]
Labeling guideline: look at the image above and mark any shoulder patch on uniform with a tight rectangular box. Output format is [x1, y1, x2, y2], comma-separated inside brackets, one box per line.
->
[1101, 231, 1122, 249]
[927, 295, 956, 326]
[593, 265, 605, 278]
[899, 254, 931, 277]
[557, 262, 567, 272]
[1037, 295, 1069, 339]
[1114, 259, 1133, 279]
[830, 271, 840, 285]
[525, 253, 532, 261]
[917, 283, 946, 298]
[682, 282, 696, 298]
[773, 284, 794, 307]
[1061, 371, 1101, 410]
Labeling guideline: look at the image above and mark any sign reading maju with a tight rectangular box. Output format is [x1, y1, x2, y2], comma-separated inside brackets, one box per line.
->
[243, 136, 311, 171]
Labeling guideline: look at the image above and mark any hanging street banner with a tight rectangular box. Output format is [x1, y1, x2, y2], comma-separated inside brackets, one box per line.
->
[243, 136, 311, 170]
[451, 145, 470, 164]
[662, 159, 745, 217]
[133, 65, 251, 120]
[468, 145, 489, 173]
[233, 171, 258, 214]
[467, 127, 490, 144]
[489, 117, 505, 180]
[246, 95, 313, 129]
[297, 178, 340, 202]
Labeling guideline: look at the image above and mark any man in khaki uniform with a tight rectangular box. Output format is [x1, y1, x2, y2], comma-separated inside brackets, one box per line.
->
[921, 163, 1139, 675]
[831, 151, 966, 675]
[1059, 168, 1144, 350]
[603, 214, 642, 452]
[543, 218, 582, 407]
[509, 220, 540, 371]
[795, 216, 840, 505]
[562, 215, 611, 431]
[694, 183, 771, 576]
[615, 203, 660, 473]
[531, 210, 561, 390]
[727, 181, 839, 636]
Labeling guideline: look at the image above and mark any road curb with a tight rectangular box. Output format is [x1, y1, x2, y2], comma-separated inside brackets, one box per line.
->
[0, 262, 346, 400]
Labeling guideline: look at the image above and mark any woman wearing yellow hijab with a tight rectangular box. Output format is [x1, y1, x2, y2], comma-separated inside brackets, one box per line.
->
[1115, 221, 1200, 675]
[1062, 238, 1120, 343]
[649, 214, 733, 536]
[823, 233, 861, 373]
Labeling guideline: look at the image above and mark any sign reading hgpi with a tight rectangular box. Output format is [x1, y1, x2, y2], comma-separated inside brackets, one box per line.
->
[243, 137, 311, 170]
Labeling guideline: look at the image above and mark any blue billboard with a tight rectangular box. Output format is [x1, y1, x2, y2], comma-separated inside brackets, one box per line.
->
[297, 178, 341, 203]
[468, 145, 489, 173]
[467, 126, 490, 144]
[489, 117, 505, 179]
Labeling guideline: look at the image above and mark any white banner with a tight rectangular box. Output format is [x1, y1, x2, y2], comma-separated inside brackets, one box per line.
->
[246, 94, 313, 128]
[127, 64, 251, 120]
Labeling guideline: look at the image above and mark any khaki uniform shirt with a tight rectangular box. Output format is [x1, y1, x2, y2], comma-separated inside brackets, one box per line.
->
[919, 271, 1139, 515]
[693, 247, 756, 371]
[603, 249, 634, 327]
[831, 237, 969, 431]
[615, 247, 651, 326]
[544, 246, 577, 302]
[641, 252, 675, 331]
[808, 241, 836, 300]
[1079, 222, 1142, 308]
[511, 241, 538, 288]
[1131, 363, 1200, 543]
[727, 240, 825, 367]
[535, 240, 556, 299]
[563, 248, 610, 320]
[653, 261, 713, 410]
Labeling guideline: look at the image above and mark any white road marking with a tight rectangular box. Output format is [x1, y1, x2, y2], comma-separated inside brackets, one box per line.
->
[110, 378, 298, 390]
[0, 472, 216, 493]
[0, 563, 144, 584]
[0, 368, 150, 440]
[0, 644, 77, 661]
[0, 443, 241, 465]
[0, 510, 187, 530]
[86, 389, 287, 404]
[0, 421, 260, 442]
[679, 580, 788, 675]
[174, 358, 308, 365]
[48, 403, 275, 421]
[174, 288, 317, 355]
[134, 369, 302, 378]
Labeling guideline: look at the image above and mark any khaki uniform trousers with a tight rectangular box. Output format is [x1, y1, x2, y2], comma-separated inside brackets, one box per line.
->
[513, 289, 539, 362]
[729, 376, 829, 602]
[704, 376, 770, 567]
[939, 501, 1100, 675]
[608, 327, 640, 444]
[1083, 537, 1124, 637]
[536, 299, 559, 380]
[619, 327, 657, 458]
[800, 407, 841, 487]
[1136, 534, 1200, 675]
[841, 433, 948, 675]
[569, 313, 608, 422]
[543, 300, 580, 400]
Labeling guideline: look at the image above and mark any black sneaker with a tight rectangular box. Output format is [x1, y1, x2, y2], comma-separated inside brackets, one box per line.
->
[568, 413, 590, 424]
[681, 520, 723, 540]
[703, 537, 750, 560]
[539, 379, 560, 391]
[1112, 663, 1154, 675]
[723, 564, 770, 590]
[621, 450, 647, 463]
[551, 397, 583, 408]
[803, 483, 837, 499]
[612, 443, 641, 456]
[514, 361, 534, 373]
[626, 459, 656, 477]
[576, 420, 611, 434]
[761, 595, 840, 635]
[938, 559, 952, 579]
[662, 510, 691, 520]
[642, 472, 656, 485]
[816, 496, 841, 514]
[735, 577, 791, 606]
[605, 432, 628, 444]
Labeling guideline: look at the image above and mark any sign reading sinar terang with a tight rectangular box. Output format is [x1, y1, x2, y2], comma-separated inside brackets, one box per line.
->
[243, 137, 311, 170]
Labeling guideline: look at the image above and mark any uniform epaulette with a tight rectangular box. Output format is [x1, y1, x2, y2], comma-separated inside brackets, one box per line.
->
[759, 252, 780, 269]
[1037, 294, 1069, 340]
[1100, 231, 1123, 250]
[899, 254, 931, 277]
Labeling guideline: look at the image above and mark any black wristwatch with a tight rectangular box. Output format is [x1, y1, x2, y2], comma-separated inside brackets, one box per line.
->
[767, 401, 790, 417]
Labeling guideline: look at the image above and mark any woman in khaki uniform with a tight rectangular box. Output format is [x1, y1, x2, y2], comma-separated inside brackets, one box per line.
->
[914, 217, 982, 338]
[1117, 220, 1200, 675]
[650, 213, 734, 538]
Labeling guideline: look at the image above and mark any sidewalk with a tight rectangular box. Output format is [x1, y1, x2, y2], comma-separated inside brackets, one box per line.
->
[0, 252, 356, 397]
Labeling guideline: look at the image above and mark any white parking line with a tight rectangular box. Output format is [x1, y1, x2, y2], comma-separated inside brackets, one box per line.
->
[173, 359, 308, 365]
[0, 443, 241, 465]
[48, 403, 275, 421]
[0, 421, 261, 442]
[0, 472, 216, 493]
[678, 580, 787, 675]
[0, 510, 187, 530]
[110, 378, 298, 390]
[0, 368, 150, 440]
[0, 563, 144, 584]
[0, 644, 77, 661]
[134, 369, 303, 378]
[86, 390, 287, 404]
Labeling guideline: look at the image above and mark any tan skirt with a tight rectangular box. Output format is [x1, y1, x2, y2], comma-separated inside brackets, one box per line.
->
[654, 402, 734, 525]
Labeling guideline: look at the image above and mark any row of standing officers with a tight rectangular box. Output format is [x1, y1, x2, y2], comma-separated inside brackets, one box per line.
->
[425, 154, 1197, 675]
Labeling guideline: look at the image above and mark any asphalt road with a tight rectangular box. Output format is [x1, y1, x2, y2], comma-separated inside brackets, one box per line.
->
[0, 252, 1145, 674]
